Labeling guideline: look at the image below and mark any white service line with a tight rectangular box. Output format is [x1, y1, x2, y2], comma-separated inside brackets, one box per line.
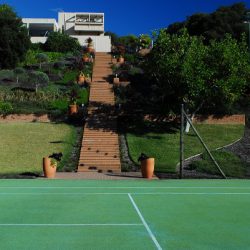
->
[0, 192, 250, 196]
[128, 193, 162, 250]
[0, 186, 250, 189]
[0, 223, 143, 227]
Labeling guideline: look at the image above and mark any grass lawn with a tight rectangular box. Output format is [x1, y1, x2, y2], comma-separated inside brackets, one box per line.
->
[126, 122, 244, 173]
[0, 122, 77, 177]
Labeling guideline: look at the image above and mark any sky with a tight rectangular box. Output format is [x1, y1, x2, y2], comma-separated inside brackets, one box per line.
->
[1, 0, 250, 36]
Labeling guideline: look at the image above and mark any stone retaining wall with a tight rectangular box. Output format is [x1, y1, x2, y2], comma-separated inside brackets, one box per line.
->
[193, 115, 245, 125]
[143, 114, 245, 125]
[0, 114, 51, 123]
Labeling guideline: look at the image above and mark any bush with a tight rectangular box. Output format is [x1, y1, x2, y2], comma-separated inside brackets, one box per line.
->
[54, 61, 65, 69]
[44, 32, 82, 53]
[50, 98, 69, 113]
[0, 70, 14, 81]
[36, 53, 48, 69]
[29, 71, 49, 89]
[76, 88, 89, 105]
[0, 101, 13, 115]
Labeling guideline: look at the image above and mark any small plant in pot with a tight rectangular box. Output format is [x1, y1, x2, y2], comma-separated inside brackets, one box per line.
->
[86, 37, 94, 52]
[69, 86, 79, 115]
[43, 152, 63, 179]
[138, 153, 155, 179]
[77, 71, 85, 84]
[118, 55, 125, 64]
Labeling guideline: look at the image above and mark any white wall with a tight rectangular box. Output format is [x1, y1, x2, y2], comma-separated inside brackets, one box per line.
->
[30, 37, 47, 43]
[71, 35, 111, 52]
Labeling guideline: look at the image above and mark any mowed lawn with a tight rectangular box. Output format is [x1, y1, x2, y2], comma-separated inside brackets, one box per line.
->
[0, 122, 76, 176]
[126, 124, 244, 173]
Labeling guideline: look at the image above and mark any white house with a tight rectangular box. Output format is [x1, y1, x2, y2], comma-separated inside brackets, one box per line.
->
[22, 12, 111, 52]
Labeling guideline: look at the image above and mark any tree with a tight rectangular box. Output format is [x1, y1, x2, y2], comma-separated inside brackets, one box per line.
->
[29, 71, 49, 92]
[44, 32, 81, 53]
[14, 67, 25, 84]
[0, 4, 30, 69]
[35, 53, 48, 69]
[143, 29, 250, 117]
[139, 34, 151, 49]
[166, 3, 249, 44]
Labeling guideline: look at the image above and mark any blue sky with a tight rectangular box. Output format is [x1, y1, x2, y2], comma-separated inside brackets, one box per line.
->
[1, 0, 250, 36]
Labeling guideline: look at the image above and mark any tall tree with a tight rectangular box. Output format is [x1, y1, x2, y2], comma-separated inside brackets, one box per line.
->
[0, 4, 30, 68]
[143, 29, 250, 115]
[167, 2, 249, 44]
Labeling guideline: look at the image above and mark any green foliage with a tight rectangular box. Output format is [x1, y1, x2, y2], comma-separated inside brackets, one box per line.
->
[35, 53, 48, 69]
[21, 50, 64, 66]
[50, 98, 69, 113]
[0, 101, 13, 115]
[167, 2, 248, 44]
[0, 4, 30, 68]
[190, 150, 248, 178]
[54, 61, 65, 70]
[44, 32, 82, 53]
[76, 88, 89, 105]
[143, 29, 250, 114]
[0, 70, 14, 80]
[139, 34, 151, 49]
[29, 71, 49, 85]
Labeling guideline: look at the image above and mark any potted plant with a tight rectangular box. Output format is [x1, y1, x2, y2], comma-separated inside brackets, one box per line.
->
[69, 87, 79, 115]
[43, 153, 63, 179]
[138, 153, 155, 179]
[118, 55, 124, 64]
[82, 53, 89, 63]
[113, 73, 120, 85]
[69, 101, 78, 115]
[77, 71, 85, 84]
[86, 37, 94, 52]
[42, 153, 61, 179]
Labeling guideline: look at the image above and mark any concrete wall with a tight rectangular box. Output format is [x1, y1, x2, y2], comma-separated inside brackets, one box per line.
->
[30, 37, 47, 44]
[71, 35, 111, 52]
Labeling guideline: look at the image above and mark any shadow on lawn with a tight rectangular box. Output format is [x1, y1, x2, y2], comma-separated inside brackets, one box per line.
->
[118, 115, 179, 135]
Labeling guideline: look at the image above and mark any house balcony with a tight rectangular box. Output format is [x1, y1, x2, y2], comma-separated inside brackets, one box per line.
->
[74, 14, 104, 32]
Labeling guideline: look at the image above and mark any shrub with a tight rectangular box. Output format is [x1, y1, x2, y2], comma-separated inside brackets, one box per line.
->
[14, 67, 26, 83]
[0, 70, 14, 81]
[76, 88, 89, 105]
[50, 98, 69, 113]
[35, 53, 48, 69]
[54, 61, 65, 69]
[29, 71, 49, 90]
[0, 101, 13, 115]
[44, 32, 81, 53]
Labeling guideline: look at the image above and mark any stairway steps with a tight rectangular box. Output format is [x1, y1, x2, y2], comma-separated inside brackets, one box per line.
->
[77, 52, 121, 173]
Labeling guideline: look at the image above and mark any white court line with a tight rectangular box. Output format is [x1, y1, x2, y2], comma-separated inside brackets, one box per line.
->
[128, 193, 162, 250]
[0, 223, 143, 227]
[0, 186, 250, 189]
[0, 192, 250, 195]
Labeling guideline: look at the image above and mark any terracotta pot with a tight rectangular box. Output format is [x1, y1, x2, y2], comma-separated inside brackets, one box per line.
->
[113, 77, 120, 85]
[118, 57, 124, 64]
[87, 47, 94, 53]
[78, 75, 85, 84]
[43, 157, 57, 179]
[141, 158, 155, 179]
[83, 57, 89, 63]
[69, 104, 78, 115]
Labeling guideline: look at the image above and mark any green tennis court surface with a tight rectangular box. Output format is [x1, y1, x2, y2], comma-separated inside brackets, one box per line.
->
[1, 180, 250, 250]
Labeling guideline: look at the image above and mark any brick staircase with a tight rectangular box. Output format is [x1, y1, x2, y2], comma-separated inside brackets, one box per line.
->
[78, 53, 121, 173]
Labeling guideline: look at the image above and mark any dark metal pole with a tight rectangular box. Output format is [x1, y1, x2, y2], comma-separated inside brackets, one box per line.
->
[180, 104, 184, 179]
[183, 110, 227, 179]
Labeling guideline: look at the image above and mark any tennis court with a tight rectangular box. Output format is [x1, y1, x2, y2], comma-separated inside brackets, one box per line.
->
[1, 179, 250, 250]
